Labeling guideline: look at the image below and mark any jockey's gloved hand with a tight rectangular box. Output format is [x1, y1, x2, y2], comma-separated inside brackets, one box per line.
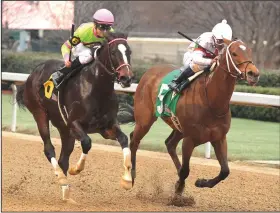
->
[64, 60, 72, 68]
[211, 56, 219, 64]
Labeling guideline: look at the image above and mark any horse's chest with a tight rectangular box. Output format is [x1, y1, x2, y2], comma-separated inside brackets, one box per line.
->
[188, 124, 229, 143]
[207, 125, 229, 141]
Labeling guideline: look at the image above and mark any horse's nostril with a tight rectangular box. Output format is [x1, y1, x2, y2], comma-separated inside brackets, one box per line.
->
[120, 76, 126, 81]
[247, 71, 253, 76]
[247, 70, 260, 78]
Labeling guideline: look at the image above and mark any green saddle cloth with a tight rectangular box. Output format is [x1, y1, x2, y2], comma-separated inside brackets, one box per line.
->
[155, 69, 182, 117]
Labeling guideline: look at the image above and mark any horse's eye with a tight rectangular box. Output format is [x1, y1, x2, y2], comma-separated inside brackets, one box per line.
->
[232, 52, 237, 57]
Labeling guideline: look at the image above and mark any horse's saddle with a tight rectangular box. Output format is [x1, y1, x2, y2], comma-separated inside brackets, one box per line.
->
[41, 76, 58, 102]
[39, 74, 69, 125]
[155, 68, 206, 118]
[41, 61, 89, 102]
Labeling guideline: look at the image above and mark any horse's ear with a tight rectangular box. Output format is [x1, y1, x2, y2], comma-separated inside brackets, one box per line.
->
[223, 37, 231, 45]
[100, 39, 107, 46]
[123, 32, 128, 39]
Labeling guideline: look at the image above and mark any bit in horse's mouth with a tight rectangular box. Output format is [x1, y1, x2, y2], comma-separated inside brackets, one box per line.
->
[120, 82, 126, 88]
[120, 81, 131, 88]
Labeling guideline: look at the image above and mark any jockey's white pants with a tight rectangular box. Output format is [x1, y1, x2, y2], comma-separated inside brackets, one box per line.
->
[182, 51, 209, 72]
[72, 43, 93, 64]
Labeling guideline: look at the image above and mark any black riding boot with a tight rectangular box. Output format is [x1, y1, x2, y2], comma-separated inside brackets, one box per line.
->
[52, 58, 82, 89]
[168, 66, 195, 93]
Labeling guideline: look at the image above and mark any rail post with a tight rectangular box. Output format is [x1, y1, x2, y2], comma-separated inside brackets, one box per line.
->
[205, 142, 211, 159]
[11, 84, 18, 132]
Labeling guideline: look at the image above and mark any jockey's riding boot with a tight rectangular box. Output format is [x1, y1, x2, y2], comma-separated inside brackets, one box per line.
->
[168, 66, 195, 93]
[52, 58, 82, 89]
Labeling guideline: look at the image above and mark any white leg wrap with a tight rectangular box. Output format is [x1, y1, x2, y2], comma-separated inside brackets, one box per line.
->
[122, 148, 132, 183]
[51, 157, 59, 170]
[77, 153, 87, 165]
[123, 147, 131, 160]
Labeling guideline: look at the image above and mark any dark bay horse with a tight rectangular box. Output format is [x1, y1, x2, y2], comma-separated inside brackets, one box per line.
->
[123, 38, 260, 195]
[16, 32, 134, 204]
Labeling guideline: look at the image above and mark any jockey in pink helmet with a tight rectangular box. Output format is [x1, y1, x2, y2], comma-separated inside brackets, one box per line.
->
[52, 9, 115, 89]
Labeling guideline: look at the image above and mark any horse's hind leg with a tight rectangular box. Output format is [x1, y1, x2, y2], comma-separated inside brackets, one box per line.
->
[32, 109, 69, 200]
[165, 130, 183, 174]
[32, 109, 55, 162]
[68, 121, 92, 175]
[195, 137, 229, 188]
[56, 128, 77, 203]
[58, 128, 75, 175]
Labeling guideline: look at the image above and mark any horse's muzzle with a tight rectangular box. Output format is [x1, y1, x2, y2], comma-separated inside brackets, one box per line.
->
[119, 76, 132, 88]
[246, 70, 260, 86]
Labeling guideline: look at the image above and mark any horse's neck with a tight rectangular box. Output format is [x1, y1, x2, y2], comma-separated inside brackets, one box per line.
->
[87, 50, 115, 97]
[206, 60, 237, 115]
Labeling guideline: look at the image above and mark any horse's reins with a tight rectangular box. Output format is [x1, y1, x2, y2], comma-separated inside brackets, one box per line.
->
[94, 38, 131, 81]
[205, 40, 253, 118]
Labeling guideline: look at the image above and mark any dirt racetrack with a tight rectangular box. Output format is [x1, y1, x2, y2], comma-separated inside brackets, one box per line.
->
[2, 131, 280, 212]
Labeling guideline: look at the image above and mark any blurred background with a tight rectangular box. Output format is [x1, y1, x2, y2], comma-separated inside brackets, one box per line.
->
[2, 1, 280, 69]
[1, 1, 279, 161]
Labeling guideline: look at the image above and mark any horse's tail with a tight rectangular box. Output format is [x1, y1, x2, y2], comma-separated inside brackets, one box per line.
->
[117, 103, 135, 125]
[16, 62, 46, 110]
[16, 84, 26, 109]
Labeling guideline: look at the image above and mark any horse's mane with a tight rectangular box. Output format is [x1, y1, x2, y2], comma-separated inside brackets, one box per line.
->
[104, 31, 128, 41]
[89, 31, 128, 57]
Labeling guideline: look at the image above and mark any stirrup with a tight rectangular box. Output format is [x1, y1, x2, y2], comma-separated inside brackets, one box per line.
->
[52, 74, 64, 89]
[168, 82, 180, 93]
[55, 81, 64, 89]
[168, 81, 177, 89]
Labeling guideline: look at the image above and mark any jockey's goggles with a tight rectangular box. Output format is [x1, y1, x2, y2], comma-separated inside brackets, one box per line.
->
[216, 39, 224, 45]
[96, 23, 112, 31]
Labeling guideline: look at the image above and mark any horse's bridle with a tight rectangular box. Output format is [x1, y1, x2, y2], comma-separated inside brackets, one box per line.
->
[205, 40, 254, 118]
[217, 40, 253, 80]
[94, 38, 131, 81]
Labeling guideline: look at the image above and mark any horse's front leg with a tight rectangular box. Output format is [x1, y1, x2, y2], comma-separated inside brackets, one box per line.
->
[68, 120, 92, 175]
[101, 124, 132, 190]
[195, 137, 230, 188]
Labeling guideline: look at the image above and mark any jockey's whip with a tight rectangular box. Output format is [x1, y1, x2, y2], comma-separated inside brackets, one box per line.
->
[177, 31, 216, 56]
[69, 24, 75, 62]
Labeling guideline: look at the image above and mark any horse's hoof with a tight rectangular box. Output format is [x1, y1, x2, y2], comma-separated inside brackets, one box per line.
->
[175, 180, 185, 195]
[195, 178, 207, 188]
[56, 173, 68, 185]
[68, 166, 80, 175]
[58, 177, 69, 185]
[120, 178, 133, 190]
[61, 185, 79, 205]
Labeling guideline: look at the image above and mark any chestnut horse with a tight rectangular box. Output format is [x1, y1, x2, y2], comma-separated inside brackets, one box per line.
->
[16, 32, 134, 204]
[124, 38, 260, 195]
